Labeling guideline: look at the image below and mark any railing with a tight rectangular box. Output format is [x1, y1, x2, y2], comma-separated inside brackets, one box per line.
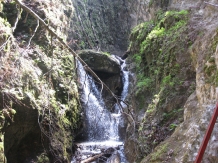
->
[195, 103, 218, 163]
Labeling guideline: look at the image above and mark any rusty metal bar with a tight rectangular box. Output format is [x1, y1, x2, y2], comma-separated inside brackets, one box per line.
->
[195, 103, 218, 163]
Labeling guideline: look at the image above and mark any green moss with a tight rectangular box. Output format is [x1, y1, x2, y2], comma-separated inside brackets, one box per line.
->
[102, 51, 111, 56]
[146, 89, 163, 115]
[129, 9, 193, 160]
[204, 30, 218, 85]
[204, 64, 216, 76]
[169, 123, 178, 130]
[182, 153, 189, 163]
[149, 0, 154, 7]
[150, 143, 168, 161]
[0, 1, 81, 162]
[36, 153, 49, 163]
[131, 10, 189, 95]
[163, 108, 183, 121]
[212, 29, 218, 52]
[137, 77, 153, 91]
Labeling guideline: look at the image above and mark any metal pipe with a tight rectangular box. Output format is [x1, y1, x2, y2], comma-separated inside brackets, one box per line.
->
[195, 103, 218, 163]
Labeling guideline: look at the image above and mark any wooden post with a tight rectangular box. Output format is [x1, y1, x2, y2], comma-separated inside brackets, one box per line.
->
[195, 103, 218, 163]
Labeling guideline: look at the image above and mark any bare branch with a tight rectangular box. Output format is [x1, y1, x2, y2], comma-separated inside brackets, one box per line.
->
[12, 4, 23, 32]
[0, 36, 11, 51]
[23, 12, 29, 23]
[81, 153, 104, 163]
[26, 19, 39, 48]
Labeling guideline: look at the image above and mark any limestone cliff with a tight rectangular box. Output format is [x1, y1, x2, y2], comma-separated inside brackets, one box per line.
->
[124, 0, 218, 163]
[0, 0, 81, 162]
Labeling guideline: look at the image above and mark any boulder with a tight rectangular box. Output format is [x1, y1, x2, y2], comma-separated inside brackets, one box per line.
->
[78, 50, 120, 74]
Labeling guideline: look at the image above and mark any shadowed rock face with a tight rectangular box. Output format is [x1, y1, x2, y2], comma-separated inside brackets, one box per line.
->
[4, 103, 43, 163]
[71, 0, 131, 55]
[70, 0, 146, 56]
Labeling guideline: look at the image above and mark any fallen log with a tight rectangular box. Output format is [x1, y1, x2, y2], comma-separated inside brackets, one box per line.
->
[81, 153, 104, 163]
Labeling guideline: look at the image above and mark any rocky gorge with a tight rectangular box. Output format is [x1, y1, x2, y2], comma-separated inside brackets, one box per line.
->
[0, 0, 218, 163]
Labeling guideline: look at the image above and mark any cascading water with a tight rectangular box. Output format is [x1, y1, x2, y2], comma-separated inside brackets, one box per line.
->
[77, 61, 120, 141]
[72, 57, 129, 162]
[114, 57, 129, 114]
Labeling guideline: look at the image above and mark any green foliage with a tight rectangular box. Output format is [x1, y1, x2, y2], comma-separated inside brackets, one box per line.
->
[133, 53, 141, 63]
[102, 51, 111, 56]
[162, 75, 174, 87]
[162, 75, 171, 84]
[169, 123, 178, 130]
[163, 108, 183, 122]
[137, 77, 153, 90]
[130, 21, 154, 47]
[79, 41, 85, 48]
[165, 10, 188, 17]
[129, 10, 194, 160]
[149, 0, 154, 7]
[148, 27, 165, 39]
[130, 9, 189, 96]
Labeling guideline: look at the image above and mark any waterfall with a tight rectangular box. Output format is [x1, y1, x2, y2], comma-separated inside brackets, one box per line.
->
[74, 57, 129, 162]
[121, 61, 129, 105]
[113, 56, 129, 114]
[77, 59, 126, 141]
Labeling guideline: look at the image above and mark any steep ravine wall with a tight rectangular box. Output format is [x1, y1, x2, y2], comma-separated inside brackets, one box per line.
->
[68, 0, 151, 56]
[124, 0, 218, 163]
[0, 0, 81, 162]
[159, 1, 218, 162]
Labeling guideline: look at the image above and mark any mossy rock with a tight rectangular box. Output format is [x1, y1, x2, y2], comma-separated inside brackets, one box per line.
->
[78, 49, 121, 74]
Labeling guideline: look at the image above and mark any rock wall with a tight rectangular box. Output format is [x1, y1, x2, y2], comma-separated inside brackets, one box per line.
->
[68, 0, 153, 56]
[0, 0, 81, 162]
[125, 8, 196, 162]
[159, 1, 218, 162]
[124, 0, 218, 163]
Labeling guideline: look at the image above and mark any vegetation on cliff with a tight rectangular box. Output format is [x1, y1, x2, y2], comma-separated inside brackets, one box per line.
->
[0, 0, 81, 162]
[125, 9, 197, 162]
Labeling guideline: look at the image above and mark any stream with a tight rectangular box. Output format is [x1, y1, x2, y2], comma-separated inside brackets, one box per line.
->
[72, 57, 129, 163]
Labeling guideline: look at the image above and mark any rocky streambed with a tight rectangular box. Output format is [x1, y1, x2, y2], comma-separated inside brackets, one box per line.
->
[72, 141, 127, 163]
